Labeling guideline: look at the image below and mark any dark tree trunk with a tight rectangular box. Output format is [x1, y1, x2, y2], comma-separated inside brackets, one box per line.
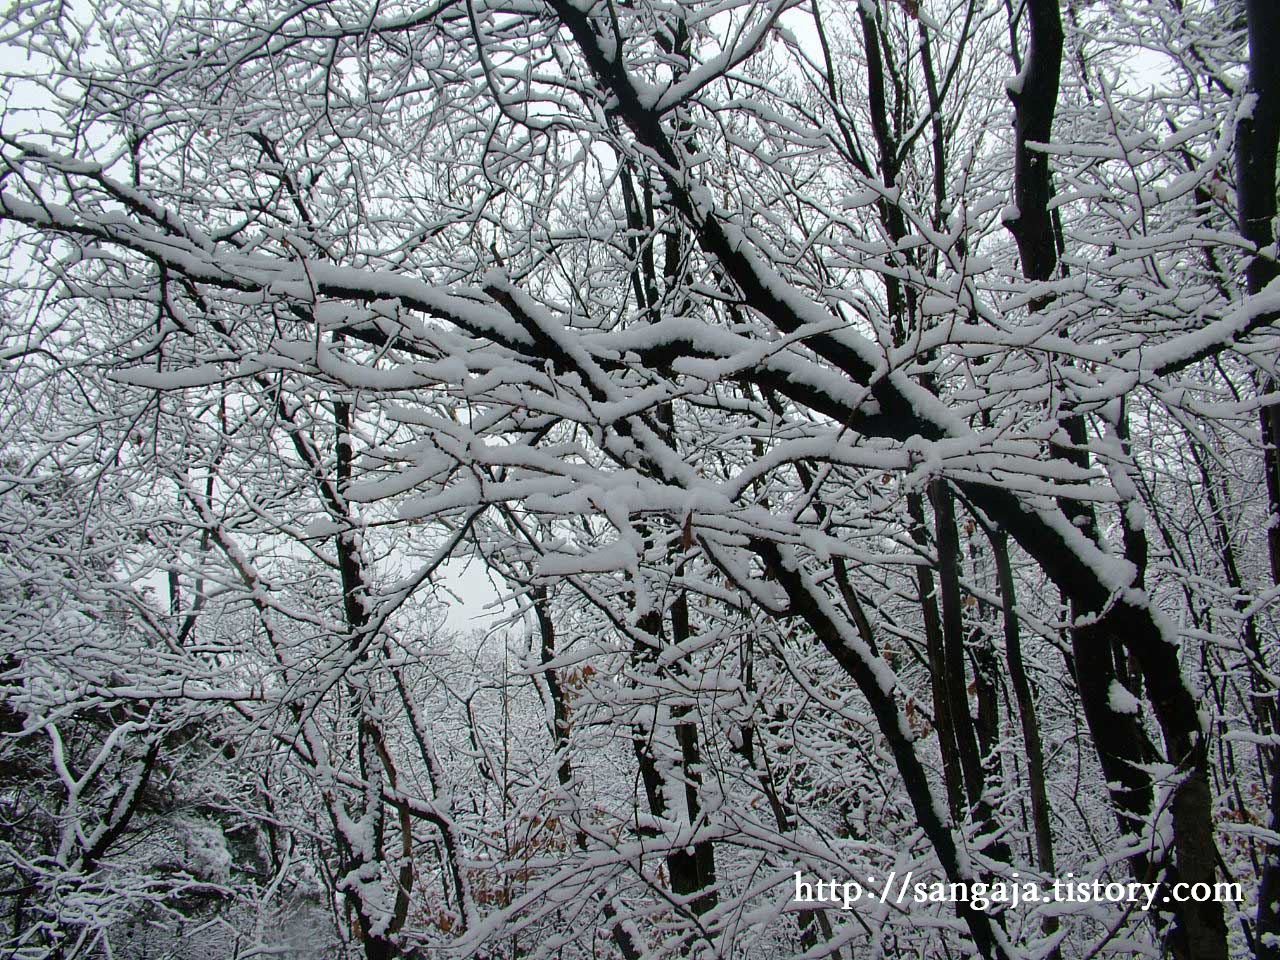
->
[333, 392, 404, 960]
[907, 491, 968, 823]
[1238, 0, 1280, 953]
[631, 601, 719, 925]
[534, 586, 643, 960]
[1237, 0, 1280, 581]
[1002, 2, 1226, 951]
[990, 530, 1059, 956]
[929, 481, 1005, 862]
[668, 583, 719, 917]
[1003, 0, 1063, 283]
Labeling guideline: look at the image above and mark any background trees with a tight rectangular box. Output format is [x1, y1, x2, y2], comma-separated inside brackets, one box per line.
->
[0, 0, 1277, 957]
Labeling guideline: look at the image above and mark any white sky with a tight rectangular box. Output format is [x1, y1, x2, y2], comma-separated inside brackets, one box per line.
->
[437, 555, 516, 634]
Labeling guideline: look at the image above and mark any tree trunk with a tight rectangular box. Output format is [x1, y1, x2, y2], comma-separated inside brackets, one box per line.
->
[907, 492, 968, 822]
[1238, 0, 1280, 952]
[929, 481, 1005, 861]
[990, 530, 1059, 956]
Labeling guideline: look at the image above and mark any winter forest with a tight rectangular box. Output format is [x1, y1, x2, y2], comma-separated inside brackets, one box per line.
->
[1, 0, 1278, 956]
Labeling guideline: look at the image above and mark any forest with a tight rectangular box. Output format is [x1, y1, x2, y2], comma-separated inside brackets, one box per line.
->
[0, 0, 1277, 957]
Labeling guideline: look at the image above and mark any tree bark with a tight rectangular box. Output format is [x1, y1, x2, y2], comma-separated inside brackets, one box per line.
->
[907, 492, 968, 824]
[989, 530, 1058, 955]
[929, 483, 998, 839]
[1237, 0, 1280, 952]
[1004, 0, 1063, 284]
